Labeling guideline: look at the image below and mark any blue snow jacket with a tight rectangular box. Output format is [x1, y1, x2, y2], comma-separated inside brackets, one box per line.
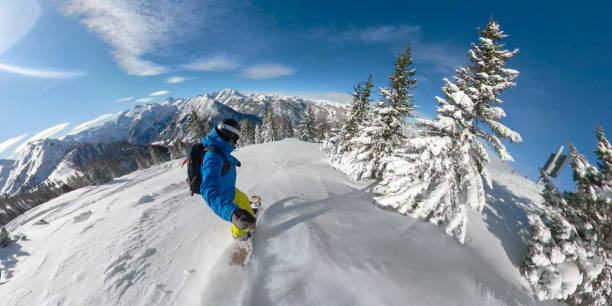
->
[200, 128, 241, 221]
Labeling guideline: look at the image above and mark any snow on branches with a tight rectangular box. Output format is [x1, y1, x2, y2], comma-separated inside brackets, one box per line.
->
[524, 127, 611, 305]
[374, 19, 521, 244]
[323, 46, 417, 181]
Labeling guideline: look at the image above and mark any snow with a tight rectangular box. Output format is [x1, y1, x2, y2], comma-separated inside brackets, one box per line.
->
[1, 139, 561, 305]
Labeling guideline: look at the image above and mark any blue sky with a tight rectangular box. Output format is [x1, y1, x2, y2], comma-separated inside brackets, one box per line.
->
[0, 0, 610, 191]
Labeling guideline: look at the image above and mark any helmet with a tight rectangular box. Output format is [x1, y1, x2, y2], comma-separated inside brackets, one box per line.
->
[216, 118, 240, 145]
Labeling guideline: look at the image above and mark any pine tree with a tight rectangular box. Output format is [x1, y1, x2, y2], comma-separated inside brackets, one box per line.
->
[523, 128, 611, 305]
[298, 106, 317, 142]
[260, 107, 277, 143]
[254, 122, 262, 144]
[339, 46, 417, 181]
[344, 76, 374, 140]
[238, 119, 255, 146]
[315, 111, 331, 141]
[375, 20, 520, 244]
[186, 110, 208, 141]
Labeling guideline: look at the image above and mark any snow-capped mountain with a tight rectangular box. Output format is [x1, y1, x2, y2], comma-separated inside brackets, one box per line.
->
[62, 104, 179, 145]
[0, 159, 15, 191]
[155, 95, 259, 143]
[205, 89, 348, 123]
[46, 142, 170, 185]
[0, 139, 77, 196]
[1, 90, 347, 197]
[0, 139, 553, 305]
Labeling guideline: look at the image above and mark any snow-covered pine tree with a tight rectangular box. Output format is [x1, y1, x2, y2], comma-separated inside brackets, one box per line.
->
[186, 110, 208, 141]
[277, 115, 294, 139]
[315, 111, 331, 141]
[374, 20, 521, 244]
[321, 76, 373, 168]
[595, 126, 611, 206]
[524, 128, 611, 305]
[254, 122, 262, 144]
[238, 119, 255, 147]
[342, 45, 417, 181]
[298, 106, 317, 142]
[565, 138, 611, 305]
[261, 107, 277, 143]
[342, 76, 374, 143]
[523, 172, 585, 301]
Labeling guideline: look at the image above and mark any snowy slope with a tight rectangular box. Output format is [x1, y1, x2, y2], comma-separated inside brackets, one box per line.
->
[0, 139, 76, 196]
[0, 140, 559, 305]
[62, 104, 178, 145]
[0, 160, 15, 192]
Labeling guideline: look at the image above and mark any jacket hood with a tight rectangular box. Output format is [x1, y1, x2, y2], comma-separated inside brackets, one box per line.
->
[201, 128, 236, 153]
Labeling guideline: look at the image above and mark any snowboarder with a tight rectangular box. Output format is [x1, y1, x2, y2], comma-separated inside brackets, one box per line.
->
[200, 119, 257, 240]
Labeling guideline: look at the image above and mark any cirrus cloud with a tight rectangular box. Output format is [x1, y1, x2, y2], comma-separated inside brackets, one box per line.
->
[166, 76, 187, 83]
[61, 0, 205, 76]
[183, 56, 238, 72]
[149, 90, 169, 96]
[241, 64, 294, 79]
[0, 62, 86, 79]
[14, 122, 70, 154]
[0, 134, 27, 155]
[135, 97, 153, 103]
[115, 97, 133, 103]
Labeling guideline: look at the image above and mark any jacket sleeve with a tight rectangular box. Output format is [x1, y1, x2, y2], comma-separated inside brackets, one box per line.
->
[200, 151, 238, 221]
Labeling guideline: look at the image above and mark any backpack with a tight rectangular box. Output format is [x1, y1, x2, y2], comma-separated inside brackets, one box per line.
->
[182, 143, 240, 196]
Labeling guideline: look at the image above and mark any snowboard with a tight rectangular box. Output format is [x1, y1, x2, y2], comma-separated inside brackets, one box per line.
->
[228, 195, 262, 266]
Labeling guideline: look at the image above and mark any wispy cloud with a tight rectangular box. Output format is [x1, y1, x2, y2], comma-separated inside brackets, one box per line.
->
[183, 56, 238, 72]
[149, 90, 169, 96]
[241, 64, 294, 79]
[166, 76, 187, 83]
[0, 62, 86, 79]
[14, 122, 70, 154]
[0, 0, 41, 55]
[115, 97, 133, 103]
[135, 97, 153, 103]
[0, 134, 27, 155]
[61, 0, 206, 76]
[309, 25, 421, 45]
[67, 114, 113, 135]
[295, 91, 353, 104]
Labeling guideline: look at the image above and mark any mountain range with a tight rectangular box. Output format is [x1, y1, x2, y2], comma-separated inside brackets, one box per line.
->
[0, 89, 347, 196]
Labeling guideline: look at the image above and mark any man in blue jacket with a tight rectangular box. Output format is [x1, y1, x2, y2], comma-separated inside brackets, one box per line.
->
[200, 118, 256, 239]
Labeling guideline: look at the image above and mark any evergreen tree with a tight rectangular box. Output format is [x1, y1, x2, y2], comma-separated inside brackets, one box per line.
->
[238, 119, 255, 146]
[261, 107, 277, 143]
[344, 45, 417, 180]
[523, 127, 611, 305]
[254, 122, 262, 144]
[375, 20, 520, 243]
[315, 111, 331, 141]
[345, 75, 374, 140]
[186, 110, 208, 141]
[298, 106, 317, 142]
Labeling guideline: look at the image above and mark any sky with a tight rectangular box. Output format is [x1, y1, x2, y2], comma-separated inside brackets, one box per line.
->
[0, 0, 610, 191]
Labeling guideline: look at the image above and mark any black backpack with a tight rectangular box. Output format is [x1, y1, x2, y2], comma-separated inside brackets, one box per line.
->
[182, 143, 240, 196]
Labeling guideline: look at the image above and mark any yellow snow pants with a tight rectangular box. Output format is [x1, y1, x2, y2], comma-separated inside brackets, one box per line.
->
[231, 188, 255, 239]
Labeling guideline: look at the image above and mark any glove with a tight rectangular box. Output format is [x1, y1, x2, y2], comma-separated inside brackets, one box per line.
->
[231, 208, 256, 229]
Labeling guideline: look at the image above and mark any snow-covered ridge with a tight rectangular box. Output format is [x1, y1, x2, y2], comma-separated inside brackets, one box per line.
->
[202, 88, 348, 123]
[1, 89, 348, 197]
[0, 139, 551, 305]
[0, 159, 15, 191]
[0, 139, 77, 196]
